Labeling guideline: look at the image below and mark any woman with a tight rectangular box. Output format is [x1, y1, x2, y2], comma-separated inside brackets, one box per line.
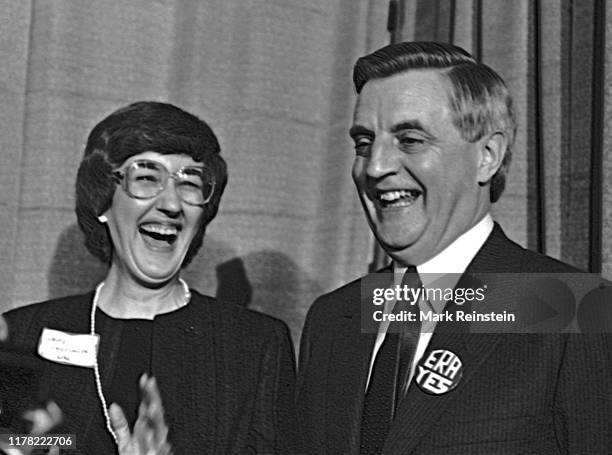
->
[2, 102, 297, 454]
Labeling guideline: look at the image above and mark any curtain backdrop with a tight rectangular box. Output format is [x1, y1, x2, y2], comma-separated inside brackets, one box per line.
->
[0, 0, 391, 348]
[395, 0, 612, 279]
[1, 1, 610, 351]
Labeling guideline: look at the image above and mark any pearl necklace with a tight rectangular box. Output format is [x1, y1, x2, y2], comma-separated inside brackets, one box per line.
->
[89, 278, 191, 444]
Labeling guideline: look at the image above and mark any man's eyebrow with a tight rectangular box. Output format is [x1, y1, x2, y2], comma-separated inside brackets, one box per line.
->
[389, 120, 430, 135]
[349, 121, 433, 139]
[348, 125, 372, 139]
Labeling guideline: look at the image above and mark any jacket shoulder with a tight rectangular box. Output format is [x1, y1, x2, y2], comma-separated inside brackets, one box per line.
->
[4, 293, 92, 318]
[3, 293, 93, 350]
[189, 289, 292, 339]
[476, 223, 584, 274]
[309, 274, 365, 317]
[518, 247, 583, 273]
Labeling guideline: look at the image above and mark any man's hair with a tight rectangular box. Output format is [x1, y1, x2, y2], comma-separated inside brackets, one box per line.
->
[75, 101, 228, 265]
[353, 41, 515, 203]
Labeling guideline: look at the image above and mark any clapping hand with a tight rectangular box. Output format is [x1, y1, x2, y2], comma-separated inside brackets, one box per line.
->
[110, 374, 172, 455]
[0, 401, 63, 455]
[1, 315, 63, 455]
[0, 314, 8, 342]
[0, 319, 172, 454]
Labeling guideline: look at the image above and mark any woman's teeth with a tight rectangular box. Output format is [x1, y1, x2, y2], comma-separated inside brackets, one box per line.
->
[139, 224, 179, 244]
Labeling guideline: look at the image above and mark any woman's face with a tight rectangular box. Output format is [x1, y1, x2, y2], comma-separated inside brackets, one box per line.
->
[102, 151, 205, 285]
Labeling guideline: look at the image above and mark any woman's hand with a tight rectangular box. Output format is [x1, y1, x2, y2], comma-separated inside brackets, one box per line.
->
[1, 315, 64, 455]
[0, 401, 63, 455]
[0, 314, 8, 341]
[110, 374, 172, 455]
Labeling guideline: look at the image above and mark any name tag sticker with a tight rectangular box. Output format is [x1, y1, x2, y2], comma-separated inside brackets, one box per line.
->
[37, 327, 99, 368]
[415, 349, 463, 395]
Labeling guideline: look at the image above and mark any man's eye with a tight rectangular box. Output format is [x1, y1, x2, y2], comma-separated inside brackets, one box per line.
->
[353, 138, 372, 157]
[397, 134, 425, 150]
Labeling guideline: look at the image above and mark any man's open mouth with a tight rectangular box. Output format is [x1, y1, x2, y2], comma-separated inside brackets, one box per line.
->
[375, 189, 422, 208]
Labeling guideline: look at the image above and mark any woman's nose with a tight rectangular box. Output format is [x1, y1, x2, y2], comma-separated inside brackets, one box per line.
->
[155, 178, 182, 216]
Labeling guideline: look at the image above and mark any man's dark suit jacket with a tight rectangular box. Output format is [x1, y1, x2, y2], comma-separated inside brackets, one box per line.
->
[297, 224, 612, 454]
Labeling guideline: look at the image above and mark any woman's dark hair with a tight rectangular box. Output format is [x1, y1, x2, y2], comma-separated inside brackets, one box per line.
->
[75, 101, 228, 265]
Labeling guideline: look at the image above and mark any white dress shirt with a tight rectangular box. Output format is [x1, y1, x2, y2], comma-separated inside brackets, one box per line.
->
[366, 214, 494, 389]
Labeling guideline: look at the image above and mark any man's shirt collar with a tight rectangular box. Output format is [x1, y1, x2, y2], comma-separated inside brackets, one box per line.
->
[393, 214, 494, 279]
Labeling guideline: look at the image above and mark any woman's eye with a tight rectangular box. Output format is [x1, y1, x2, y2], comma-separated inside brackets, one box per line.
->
[179, 180, 203, 190]
[134, 174, 160, 183]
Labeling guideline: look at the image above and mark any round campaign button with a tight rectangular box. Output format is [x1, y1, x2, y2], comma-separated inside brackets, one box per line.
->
[414, 349, 463, 395]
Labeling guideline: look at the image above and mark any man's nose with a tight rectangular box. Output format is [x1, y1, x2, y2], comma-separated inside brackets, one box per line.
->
[156, 177, 182, 216]
[365, 138, 399, 179]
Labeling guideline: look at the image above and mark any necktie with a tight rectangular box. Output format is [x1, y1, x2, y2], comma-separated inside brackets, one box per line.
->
[395, 267, 422, 409]
[360, 266, 422, 454]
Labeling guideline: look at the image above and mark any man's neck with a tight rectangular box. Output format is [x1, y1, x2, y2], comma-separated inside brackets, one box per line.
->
[395, 214, 494, 274]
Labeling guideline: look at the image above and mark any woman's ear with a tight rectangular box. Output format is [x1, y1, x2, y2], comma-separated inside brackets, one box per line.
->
[477, 131, 508, 184]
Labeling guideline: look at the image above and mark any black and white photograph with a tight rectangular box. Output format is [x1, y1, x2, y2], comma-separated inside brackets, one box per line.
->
[1, 1, 611, 454]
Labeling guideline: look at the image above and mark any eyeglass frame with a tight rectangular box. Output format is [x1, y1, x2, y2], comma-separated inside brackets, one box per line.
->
[112, 159, 216, 206]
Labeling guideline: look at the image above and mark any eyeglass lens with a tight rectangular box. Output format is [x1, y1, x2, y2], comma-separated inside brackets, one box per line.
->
[126, 160, 214, 205]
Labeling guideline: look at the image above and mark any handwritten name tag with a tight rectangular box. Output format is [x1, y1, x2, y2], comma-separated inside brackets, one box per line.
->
[37, 328, 99, 368]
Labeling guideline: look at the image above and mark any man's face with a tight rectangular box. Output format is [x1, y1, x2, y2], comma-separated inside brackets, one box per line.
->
[350, 69, 491, 265]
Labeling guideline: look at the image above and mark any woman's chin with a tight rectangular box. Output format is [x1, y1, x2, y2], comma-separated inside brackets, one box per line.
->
[130, 264, 182, 287]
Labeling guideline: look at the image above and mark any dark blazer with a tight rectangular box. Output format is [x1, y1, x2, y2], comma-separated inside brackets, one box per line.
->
[3, 290, 297, 455]
[297, 224, 612, 454]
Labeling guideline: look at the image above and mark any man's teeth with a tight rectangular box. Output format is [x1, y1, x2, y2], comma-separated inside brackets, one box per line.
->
[378, 190, 420, 205]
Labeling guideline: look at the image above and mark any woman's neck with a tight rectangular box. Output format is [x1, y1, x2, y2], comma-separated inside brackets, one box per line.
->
[96, 265, 189, 320]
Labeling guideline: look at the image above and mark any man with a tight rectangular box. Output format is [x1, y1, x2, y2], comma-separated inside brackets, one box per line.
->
[297, 41, 612, 454]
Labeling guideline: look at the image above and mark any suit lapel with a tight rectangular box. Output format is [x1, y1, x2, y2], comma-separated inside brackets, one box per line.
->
[326, 315, 375, 454]
[326, 285, 376, 454]
[383, 330, 504, 453]
[326, 267, 394, 454]
[383, 224, 525, 454]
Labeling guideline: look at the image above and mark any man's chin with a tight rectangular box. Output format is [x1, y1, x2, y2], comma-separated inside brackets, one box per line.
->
[375, 237, 418, 255]
[374, 230, 433, 265]
[373, 225, 422, 249]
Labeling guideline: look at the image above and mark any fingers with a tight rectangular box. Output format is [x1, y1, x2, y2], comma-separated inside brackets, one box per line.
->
[0, 314, 8, 341]
[109, 403, 132, 451]
[45, 401, 63, 428]
[135, 374, 171, 453]
[0, 440, 28, 455]
[140, 376, 167, 439]
[22, 401, 63, 435]
[110, 375, 173, 455]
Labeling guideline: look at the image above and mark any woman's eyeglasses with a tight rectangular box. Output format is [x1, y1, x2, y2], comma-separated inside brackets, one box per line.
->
[113, 160, 215, 206]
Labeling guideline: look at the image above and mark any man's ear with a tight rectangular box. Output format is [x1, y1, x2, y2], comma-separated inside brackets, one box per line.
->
[477, 131, 507, 184]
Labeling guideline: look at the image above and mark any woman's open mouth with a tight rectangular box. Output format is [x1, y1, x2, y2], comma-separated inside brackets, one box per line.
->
[139, 222, 180, 246]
